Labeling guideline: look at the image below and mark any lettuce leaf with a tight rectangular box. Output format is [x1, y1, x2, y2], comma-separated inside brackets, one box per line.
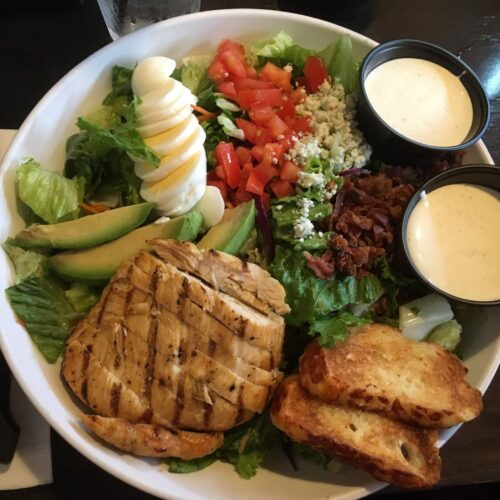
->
[319, 35, 359, 94]
[309, 311, 371, 347]
[64, 283, 100, 313]
[102, 65, 134, 117]
[168, 413, 278, 479]
[2, 238, 48, 283]
[291, 442, 343, 471]
[76, 117, 159, 166]
[270, 246, 384, 326]
[5, 277, 84, 363]
[16, 159, 85, 224]
[250, 31, 294, 59]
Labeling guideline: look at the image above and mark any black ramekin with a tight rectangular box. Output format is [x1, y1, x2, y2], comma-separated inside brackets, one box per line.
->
[357, 39, 490, 166]
[401, 164, 500, 305]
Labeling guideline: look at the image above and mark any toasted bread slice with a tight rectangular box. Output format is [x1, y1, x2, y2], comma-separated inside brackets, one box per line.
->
[271, 376, 441, 489]
[299, 324, 482, 428]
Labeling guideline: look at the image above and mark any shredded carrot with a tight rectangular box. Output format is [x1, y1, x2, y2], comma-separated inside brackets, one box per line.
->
[191, 104, 217, 121]
[80, 203, 110, 215]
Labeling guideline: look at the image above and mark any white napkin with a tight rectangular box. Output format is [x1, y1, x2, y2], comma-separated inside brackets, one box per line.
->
[0, 129, 53, 489]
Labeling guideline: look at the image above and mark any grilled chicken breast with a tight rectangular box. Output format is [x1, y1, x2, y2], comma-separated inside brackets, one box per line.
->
[82, 415, 223, 459]
[63, 242, 288, 458]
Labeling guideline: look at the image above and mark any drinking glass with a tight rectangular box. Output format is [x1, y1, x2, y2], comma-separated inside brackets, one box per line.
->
[97, 0, 202, 40]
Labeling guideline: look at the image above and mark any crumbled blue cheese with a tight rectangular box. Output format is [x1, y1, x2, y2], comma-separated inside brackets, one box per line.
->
[293, 216, 314, 239]
[298, 171, 325, 188]
[287, 79, 372, 171]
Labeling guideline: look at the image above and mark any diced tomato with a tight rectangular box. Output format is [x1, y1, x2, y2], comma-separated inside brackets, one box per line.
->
[290, 86, 307, 104]
[232, 77, 274, 91]
[238, 89, 283, 110]
[207, 180, 228, 201]
[252, 126, 274, 146]
[266, 114, 289, 138]
[208, 60, 227, 84]
[235, 118, 257, 143]
[254, 162, 279, 184]
[217, 81, 238, 100]
[251, 144, 265, 162]
[259, 62, 292, 92]
[278, 131, 297, 151]
[246, 65, 257, 77]
[246, 170, 265, 196]
[235, 146, 252, 166]
[278, 97, 295, 119]
[249, 103, 274, 126]
[280, 160, 301, 183]
[270, 178, 295, 198]
[263, 142, 284, 164]
[304, 56, 329, 93]
[219, 50, 248, 78]
[291, 116, 311, 133]
[218, 39, 245, 57]
[215, 164, 226, 181]
[214, 142, 241, 188]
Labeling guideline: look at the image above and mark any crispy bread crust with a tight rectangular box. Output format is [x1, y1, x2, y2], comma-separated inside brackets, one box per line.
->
[299, 325, 482, 428]
[271, 376, 441, 489]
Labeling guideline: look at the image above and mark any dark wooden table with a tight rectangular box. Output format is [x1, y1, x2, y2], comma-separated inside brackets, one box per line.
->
[0, 0, 499, 498]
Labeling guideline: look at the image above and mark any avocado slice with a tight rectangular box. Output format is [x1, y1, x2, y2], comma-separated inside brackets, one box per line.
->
[49, 211, 203, 282]
[198, 200, 255, 255]
[15, 202, 154, 249]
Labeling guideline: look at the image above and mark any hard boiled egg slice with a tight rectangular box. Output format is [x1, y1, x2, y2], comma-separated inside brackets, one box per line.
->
[131, 56, 176, 96]
[137, 105, 193, 138]
[142, 115, 199, 157]
[156, 180, 207, 217]
[140, 151, 206, 215]
[194, 185, 225, 229]
[135, 125, 206, 182]
[137, 87, 196, 127]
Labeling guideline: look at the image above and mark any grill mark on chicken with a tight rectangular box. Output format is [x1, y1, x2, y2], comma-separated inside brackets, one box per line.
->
[203, 401, 214, 427]
[96, 286, 112, 326]
[80, 344, 93, 403]
[173, 373, 186, 426]
[110, 383, 121, 416]
[143, 267, 161, 421]
[235, 387, 246, 424]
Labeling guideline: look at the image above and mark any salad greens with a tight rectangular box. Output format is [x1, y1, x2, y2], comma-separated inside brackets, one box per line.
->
[64, 65, 159, 205]
[270, 246, 384, 328]
[5, 277, 97, 362]
[17, 159, 85, 224]
[251, 31, 359, 92]
[2, 239, 48, 283]
[168, 413, 279, 479]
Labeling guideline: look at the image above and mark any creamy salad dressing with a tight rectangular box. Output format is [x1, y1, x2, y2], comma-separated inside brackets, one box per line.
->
[406, 183, 500, 301]
[364, 58, 473, 147]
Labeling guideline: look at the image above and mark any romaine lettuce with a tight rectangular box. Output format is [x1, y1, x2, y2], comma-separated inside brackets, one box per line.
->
[319, 35, 359, 94]
[168, 413, 278, 479]
[5, 278, 83, 363]
[16, 159, 85, 224]
[270, 246, 384, 326]
[2, 238, 47, 283]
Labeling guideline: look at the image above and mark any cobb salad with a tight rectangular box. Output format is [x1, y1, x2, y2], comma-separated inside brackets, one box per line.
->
[3, 31, 476, 485]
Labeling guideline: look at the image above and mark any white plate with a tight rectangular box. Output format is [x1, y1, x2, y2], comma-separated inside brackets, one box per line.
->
[1, 9, 499, 500]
